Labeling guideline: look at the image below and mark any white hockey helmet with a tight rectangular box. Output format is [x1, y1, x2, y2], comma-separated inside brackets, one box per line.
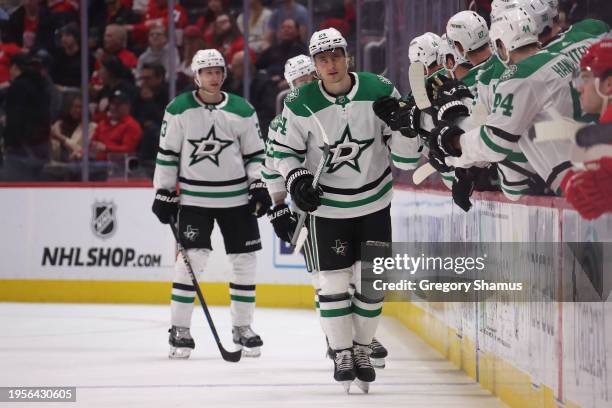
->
[446, 11, 489, 56]
[490, 7, 539, 64]
[491, 0, 520, 23]
[284, 54, 315, 89]
[437, 34, 468, 76]
[309, 28, 348, 57]
[191, 49, 226, 87]
[409, 32, 442, 68]
[517, 0, 557, 34]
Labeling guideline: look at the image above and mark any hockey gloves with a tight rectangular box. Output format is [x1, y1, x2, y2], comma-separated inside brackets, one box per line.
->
[372, 95, 399, 127]
[452, 168, 476, 212]
[429, 121, 463, 158]
[248, 180, 272, 218]
[286, 168, 323, 213]
[152, 189, 179, 224]
[267, 203, 297, 242]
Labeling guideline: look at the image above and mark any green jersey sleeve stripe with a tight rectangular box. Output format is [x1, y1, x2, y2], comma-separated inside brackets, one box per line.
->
[272, 151, 305, 160]
[480, 126, 515, 157]
[245, 157, 265, 165]
[262, 171, 282, 180]
[156, 158, 179, 166]
[391, 153, 420, 164]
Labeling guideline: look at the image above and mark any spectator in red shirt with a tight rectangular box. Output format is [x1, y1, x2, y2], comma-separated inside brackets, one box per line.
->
[90, 89, 142, 161]
[195, 0, 226, 47]
[209, 13, 255, 65]
[5, 0, 55, 51]
[127, 0, 187, 48]
[0, 41, 25, 88]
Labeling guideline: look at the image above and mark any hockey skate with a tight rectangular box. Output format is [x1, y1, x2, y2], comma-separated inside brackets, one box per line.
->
[369, 337, 388, 369]
[333, 349, 356, 393]
[353, 344, 376, 393]
[168, 326, 195, 359]
[232, 325, 263, 357]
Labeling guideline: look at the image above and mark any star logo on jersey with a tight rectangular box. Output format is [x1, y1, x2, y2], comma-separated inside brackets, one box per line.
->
[325, 125, 374, 173]
[331, 239, 348, 256]
[187, 126, 232, 166]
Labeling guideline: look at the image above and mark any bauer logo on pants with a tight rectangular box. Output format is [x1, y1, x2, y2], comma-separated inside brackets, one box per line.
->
[91, 201, 117, 239]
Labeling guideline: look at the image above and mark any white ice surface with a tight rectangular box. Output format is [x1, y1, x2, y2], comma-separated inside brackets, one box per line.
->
[0, 304, 506, 408]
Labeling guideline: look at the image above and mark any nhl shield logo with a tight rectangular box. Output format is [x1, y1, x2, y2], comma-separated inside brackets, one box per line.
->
[91, 201, 117, 239]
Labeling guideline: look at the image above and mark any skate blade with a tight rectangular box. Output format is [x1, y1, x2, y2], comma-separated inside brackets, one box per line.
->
[169, 346, 192, 359]
[341, 380, 352, 394]
[371, 358, 386, 369]
[355, 379, 370, 393]
[240, 346, 261, 358]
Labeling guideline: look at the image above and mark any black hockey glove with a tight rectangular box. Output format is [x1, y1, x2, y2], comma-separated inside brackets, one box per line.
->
[432, 76, 473, 102]
[452, 168, 475, 212]
[428, 148, 454, 173]
[429, 121, 464, 158]
[286, 168, 323, 213]
[267, 203, 297, 242]
[373, 95, 400, 127]
[248, 179, 272, 218]
[152, 189, 179, 224]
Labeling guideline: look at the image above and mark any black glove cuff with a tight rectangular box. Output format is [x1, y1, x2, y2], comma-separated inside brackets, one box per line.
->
[286, 168, 312, 194]
[155, 189, 179, 204]
[437, 100, 469, 123]
[249, 180, 267, 191]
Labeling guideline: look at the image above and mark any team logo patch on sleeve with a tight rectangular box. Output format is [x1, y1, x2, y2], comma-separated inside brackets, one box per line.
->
[499, 65, 518, 81]
[284, 88, 300, 103]
[377, 75, 392, 85]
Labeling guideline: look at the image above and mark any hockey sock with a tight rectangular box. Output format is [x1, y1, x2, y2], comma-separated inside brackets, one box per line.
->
[318, 269, 353, 350]
[352, 292, 384, 346]
[228, 252, 257, 326]
[171, 249, 210, 328]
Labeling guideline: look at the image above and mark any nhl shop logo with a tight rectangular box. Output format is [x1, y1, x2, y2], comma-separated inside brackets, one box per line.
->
[91, 201, 117, 239]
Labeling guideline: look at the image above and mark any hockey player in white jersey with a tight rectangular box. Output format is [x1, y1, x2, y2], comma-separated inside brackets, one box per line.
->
[273, 28, 420, 392]
[265, 54, 390, 369]
[409, 32, 444, 77]
[429, 8, 579, 195]
[152, 49, 271, 359]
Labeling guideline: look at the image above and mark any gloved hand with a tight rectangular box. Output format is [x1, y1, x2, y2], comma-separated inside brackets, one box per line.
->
[152, 189, 179, 224]
[429, 120, 464, 158]
[248, 179, 272, 217]
[267, 203, 297, 242]
[286, 168, 323, 213]
[373, 95, 400, 127]
[452, 168, 475, 212]
[428, 148, 454, 173]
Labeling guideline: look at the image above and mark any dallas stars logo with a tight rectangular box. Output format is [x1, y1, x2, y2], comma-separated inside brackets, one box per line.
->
[187, 126, 232, 166]
[325, 125, 374, 173]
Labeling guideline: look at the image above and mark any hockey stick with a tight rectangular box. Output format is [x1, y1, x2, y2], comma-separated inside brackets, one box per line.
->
[290, 104, 331, 255]
[169, 215, 242, 363]
[408, 62, 437, 185]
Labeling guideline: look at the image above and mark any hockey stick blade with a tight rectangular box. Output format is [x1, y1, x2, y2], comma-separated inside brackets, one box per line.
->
[169, 216, 242, 363]
[408, 62, 431, 110]
[412, 163, 437, 185]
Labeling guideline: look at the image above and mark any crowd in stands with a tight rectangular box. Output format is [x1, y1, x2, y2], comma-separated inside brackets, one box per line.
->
[0, 0, 355, 181]
[0, 0, 604, 183]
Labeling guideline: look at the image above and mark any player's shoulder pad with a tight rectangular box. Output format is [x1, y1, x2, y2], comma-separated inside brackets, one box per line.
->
[352, 71, 396, 102]
[165, 91, 199, 115]
[283, 80, 329, 117]
[499, 51, 559, 82]
[222, 92, 256, 118]
[571, 19, 610, 37]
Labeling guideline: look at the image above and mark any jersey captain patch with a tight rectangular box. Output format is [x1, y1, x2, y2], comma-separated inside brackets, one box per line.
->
[325, 125, 374, 173]
[187, 125, 233, 166]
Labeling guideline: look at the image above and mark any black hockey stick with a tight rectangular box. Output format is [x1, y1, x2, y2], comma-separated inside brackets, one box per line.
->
[169, 215, 242, 363]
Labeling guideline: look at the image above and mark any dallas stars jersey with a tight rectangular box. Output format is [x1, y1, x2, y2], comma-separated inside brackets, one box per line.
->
[274, 72, 421, 219]
[262, 114, 287, 197]
[544, 19, 609, 65]
[154, 91, 265, 208]
[447, 51, 577, 198]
